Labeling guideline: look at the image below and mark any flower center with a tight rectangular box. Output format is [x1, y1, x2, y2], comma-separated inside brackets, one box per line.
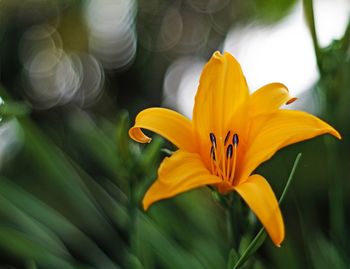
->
[209, 131, 239, 184]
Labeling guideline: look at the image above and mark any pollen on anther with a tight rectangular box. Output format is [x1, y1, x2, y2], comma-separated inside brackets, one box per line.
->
[226, 144, 233, 158]
[224, 131, 231, 145]
[286, 97, 297, 105]
[233, 133, 239, 145]
[209, 133, 217, 148]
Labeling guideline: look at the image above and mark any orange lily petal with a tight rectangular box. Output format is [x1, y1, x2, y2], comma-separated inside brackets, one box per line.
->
[129, 107, 196, 152]
[193, 51, 249, 142]
[237, 110, 341, 183]
[248, 83, 296, 117]
[143, 150, 221, 210]
[192, 51, 249, 167]
[226, 83, 296, 170]
[234, 174, 284, 246]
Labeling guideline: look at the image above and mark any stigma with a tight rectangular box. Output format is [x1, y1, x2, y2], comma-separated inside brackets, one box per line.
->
[209, 131, 238, 184]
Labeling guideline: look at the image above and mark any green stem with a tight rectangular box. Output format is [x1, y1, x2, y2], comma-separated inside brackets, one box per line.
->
[232, 153, 302, 269]
[226, 194, 240, 250]
[303, 0, 322, 71]
[326, 139, 347, 258]
[340, 19, 350, 52]
[232, 229, 267, 269]
[279, 153, 302, 204]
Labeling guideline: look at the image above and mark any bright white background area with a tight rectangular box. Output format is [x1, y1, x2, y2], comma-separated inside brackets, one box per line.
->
[164, 0, 350, 118]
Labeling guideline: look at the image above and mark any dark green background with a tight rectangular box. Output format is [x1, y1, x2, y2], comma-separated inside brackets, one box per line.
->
[0, 0, 348, 268]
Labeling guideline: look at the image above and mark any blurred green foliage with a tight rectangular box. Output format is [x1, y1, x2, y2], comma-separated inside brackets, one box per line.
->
[0, 0, 349, 268]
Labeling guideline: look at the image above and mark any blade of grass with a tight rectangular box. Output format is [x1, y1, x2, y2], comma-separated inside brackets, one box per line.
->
[278, 153, 302, 204]
[0, 194, 68, 256]
[0, 225, 76, 269]
[136, 213, 205, 269]
[0, 176, 122, 269]
[232, 153, 302, 269]
[68, 109, 129, 189]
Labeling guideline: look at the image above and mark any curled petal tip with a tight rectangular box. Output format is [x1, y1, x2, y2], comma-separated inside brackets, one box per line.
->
[327, 125, 342, 140]
[274, 235, 284, 247]
[213, 51, 223, 59]
[142, 203, 149, 211]
[272, 234, 284, 247]
[278, 83, 289, 92]
[128, 108, 195, 151]
[333, 130, 342, 140]
[142, 195, 152, 211]
[129, 127, 152, 144]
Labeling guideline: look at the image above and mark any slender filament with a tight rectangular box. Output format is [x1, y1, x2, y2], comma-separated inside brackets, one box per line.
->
[209, 132, 239, 184]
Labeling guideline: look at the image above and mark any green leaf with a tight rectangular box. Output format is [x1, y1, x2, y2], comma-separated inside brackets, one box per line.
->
[136, 213, 205, 269]
[115, 110, 132, 162]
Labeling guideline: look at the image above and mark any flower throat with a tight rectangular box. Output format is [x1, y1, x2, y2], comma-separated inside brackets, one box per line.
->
[209, 131, 239, 184]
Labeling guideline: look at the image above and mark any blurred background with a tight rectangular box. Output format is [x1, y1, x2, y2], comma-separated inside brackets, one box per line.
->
[0, 0, 349, 268]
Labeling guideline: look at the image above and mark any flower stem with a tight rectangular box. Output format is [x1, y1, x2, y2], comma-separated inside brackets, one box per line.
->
[231, 153, 302, 269]
[302, 0, 322, 71]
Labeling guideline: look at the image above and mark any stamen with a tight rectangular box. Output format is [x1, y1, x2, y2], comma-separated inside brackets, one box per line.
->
[233, 133, 239, 145]
[210, 154, 216, 175]
[224, 131, 231, 145]
[229, 150, 237, 183]
[226, 144, 232, 180]
[209, 133, 217, 148]
[209, 137, 223, 178]
[220, 137, 227, 179]
[210, 146, 215, 161]
[229, 136, 238, 183]
[226, 144, 233, 159]
[209, 132, 236, 181]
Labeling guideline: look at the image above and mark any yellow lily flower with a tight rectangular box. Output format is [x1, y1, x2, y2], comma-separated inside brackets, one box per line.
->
[129, 51, 341, 246]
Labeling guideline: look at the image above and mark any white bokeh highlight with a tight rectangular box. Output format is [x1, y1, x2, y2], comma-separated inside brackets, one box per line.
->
[165, 0, 350, 117]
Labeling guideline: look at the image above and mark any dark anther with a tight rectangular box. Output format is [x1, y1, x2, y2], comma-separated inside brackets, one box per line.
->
[210, 146, 216, 160]
[209, 132, 217, 148]
[226, 144, 233, 159]
[233, 133, 239, 145]
[224, 131, 231, 145]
